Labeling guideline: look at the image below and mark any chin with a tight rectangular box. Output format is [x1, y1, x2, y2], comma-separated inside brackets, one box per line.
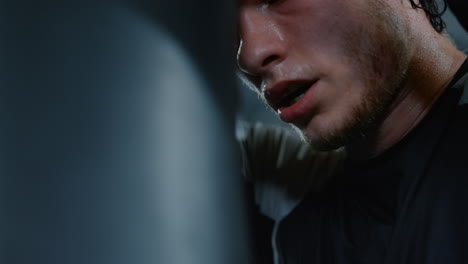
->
[292, 123, 348, 152]
[297, 107, 374, 152]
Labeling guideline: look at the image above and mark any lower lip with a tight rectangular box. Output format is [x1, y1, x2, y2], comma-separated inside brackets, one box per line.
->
[278, 81, 318, 124]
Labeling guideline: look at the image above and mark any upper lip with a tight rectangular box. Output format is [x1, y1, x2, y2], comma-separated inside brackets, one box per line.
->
[263, 79, 317, 110]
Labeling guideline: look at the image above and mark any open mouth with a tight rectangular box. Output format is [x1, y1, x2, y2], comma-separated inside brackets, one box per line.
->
[277, 81, 315, 109]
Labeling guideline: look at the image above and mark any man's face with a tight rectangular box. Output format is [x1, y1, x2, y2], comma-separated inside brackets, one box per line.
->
[237, 0, 411, 150]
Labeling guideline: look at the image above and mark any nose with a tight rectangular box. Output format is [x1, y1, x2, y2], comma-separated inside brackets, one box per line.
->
[237, 8, 286, 76]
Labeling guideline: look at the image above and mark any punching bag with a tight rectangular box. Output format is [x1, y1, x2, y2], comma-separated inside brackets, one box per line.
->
[1, 1, 248, 264]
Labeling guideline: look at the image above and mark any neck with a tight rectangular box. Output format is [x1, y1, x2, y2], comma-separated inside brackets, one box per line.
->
[348, 29, 467, 160]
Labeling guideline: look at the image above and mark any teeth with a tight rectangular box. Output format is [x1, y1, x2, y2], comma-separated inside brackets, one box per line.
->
[285, 91, 305, 107]
[292, 92, 305, 104]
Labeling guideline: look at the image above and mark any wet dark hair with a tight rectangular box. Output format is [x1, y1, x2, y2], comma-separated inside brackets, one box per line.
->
[409, 0, 448, 33]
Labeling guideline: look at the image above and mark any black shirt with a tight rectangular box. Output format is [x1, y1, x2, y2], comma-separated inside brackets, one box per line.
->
[277, 60, 468, 264]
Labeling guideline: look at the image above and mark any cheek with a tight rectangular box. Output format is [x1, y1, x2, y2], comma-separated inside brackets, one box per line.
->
[293, 24, 368, 81]
[298, 3, 361, 44]
[319, 81, 368, 115]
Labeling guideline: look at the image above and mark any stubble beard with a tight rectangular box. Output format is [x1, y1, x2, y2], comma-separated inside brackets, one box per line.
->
[302, 71, 408, 152]
[300, 0, 411, 152]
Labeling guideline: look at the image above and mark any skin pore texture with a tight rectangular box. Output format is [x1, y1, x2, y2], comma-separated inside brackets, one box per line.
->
[237, 0, 467, 159]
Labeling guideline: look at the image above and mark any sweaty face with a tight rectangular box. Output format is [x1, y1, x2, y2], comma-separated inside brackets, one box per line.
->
[237, 0, 411, 151]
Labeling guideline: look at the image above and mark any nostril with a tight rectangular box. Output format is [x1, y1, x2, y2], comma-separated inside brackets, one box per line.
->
[262, 55, 280, 67]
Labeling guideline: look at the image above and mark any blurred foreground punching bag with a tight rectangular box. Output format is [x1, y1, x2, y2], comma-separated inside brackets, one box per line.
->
[1, 1, 248, 264]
